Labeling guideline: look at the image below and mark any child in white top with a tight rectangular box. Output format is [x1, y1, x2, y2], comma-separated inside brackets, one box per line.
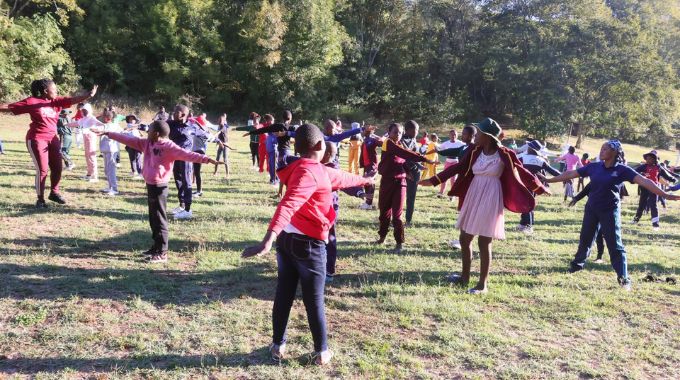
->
[98, 110, 123, 195]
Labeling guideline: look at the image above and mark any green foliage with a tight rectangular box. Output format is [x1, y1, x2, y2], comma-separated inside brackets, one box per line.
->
[0, 14, 78, 101]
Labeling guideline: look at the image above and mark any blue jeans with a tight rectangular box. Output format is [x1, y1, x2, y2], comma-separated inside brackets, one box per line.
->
[572, 204, 628, 279]
[267, 150, 278, 183]
[273, 231, 328, 352]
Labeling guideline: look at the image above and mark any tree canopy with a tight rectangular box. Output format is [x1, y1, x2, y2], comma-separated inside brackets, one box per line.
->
[1, 0, 678, 147]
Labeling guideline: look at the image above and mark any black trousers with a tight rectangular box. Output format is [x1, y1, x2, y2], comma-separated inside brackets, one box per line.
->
[193, 162, 203, 193]
[146, 184, 169, 252]
[173, 160, 193, 209]
[250, 142, 259, 166]
[126, 147, 142, 174]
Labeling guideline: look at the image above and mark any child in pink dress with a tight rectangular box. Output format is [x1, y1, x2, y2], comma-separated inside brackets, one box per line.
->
[420, 118, 548, 294]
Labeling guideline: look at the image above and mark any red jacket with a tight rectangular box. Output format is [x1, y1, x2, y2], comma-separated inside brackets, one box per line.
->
[428, 145, 547, 213]
[269, 158, 372, 241]
[378, 139, 427, 180]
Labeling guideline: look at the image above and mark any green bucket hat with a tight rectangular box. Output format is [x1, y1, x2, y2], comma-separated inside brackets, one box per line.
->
[477, 118, 502, 145]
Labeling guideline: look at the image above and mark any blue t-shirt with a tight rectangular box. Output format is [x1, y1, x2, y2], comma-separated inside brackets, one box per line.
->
[266, 133, 278, 153]
[577, 162, 638, 210]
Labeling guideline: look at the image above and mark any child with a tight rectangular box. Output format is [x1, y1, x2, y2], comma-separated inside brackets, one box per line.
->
[98, 120, 222, 263]
[435, 129, 466, 197]
[546, 140, 680, 290]
[517, 140, 561, 234]
[123, 115, 143, 179]
[167, 105, 218, 220]
[347, 129, 362, 175]
[98, 110, 123, 195]
[358, 125, 383, 210]
[423, 133, 439, 179]
[73, 103, 85, 149]
[577, 153, 591, 192]
[68, 103, 103, 182]
[234, 113, 263, 171]
[0, 79, 97, 207]
[191, 115, 223, 198]
[214, 114, 234, 179]
[569, 182, 607, 264]
[420, 118, 548, 294]
[401, 120, 424, 227]
[376, 123, 433, 253]
[242, 124, 372, 365]
[556, 146, 582, 201]
[632, 150, 677, 230]
[57, 110, 75, 170]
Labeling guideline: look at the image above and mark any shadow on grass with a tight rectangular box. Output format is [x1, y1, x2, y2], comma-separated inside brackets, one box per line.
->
[0, 261, 275, 306]
[0, 348, 277, 374]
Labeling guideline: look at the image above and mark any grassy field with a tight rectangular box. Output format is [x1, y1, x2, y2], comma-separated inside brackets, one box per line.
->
[0, 114, 679, 379]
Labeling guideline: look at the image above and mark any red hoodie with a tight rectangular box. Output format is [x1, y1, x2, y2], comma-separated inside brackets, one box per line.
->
[269, 158, 371, 241]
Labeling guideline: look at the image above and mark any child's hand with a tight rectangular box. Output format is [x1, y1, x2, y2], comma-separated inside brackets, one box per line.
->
[418, 179, 433, 186]
[92, 128, 106, 136]
[242, 132, 250, 137]
[207, 158, 223, 166]
[543, 187, 552, 196]
[242, 231, 276, 258]
[666, 194, 680, 201]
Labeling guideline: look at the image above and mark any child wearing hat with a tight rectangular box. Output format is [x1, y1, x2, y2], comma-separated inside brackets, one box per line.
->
[546, 141, 680, 290]
[420, 118, 548, 294]
[242, 124, 373, 365]
[632, 150, 677, 230]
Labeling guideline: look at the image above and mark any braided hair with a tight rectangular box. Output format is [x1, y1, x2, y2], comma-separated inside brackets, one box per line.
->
[30, 79, 54, 98]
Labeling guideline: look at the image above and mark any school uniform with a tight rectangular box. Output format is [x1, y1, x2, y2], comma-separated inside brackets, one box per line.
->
[400, 135, 424, 224]
[57, 115, 73, 168]
[633, 163, 676, 226]
[377, 139, 428, 244]
[436, 139, 466, 193]
[572, 162, 639, 281]
[518, 153, 561, 227]
[347, 135, 362, 174]
[360, 136, 381, 206]
[168, 120, 210, 210]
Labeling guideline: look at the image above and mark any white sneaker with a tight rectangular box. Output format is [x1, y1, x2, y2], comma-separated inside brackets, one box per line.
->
[100, 187, 112, 193]
[448, 240, 462, 249]
[107, 190, 119, 196]
[173, 210, 193, 220]
[171, 206, 184, 214]
[116, 163, 121, 168]
[359, 202, 376, 210]
[522, 226, 534, 235]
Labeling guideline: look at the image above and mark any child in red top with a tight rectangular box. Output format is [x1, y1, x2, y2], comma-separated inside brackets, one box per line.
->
[577, 153, 591, 192]
[242, 124, 372, 366]
[376, 123, 433, 253]
[97, 120, 222, 263]
[0, 79, 98, 208]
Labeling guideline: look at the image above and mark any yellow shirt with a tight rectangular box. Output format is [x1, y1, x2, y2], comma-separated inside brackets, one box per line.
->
[425, 142, 438, 161]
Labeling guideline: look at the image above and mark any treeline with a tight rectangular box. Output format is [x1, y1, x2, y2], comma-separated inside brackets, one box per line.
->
[1, 0, 679, 147]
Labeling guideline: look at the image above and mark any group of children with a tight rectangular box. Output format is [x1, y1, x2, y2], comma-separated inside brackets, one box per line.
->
[4, 79, 680, 366]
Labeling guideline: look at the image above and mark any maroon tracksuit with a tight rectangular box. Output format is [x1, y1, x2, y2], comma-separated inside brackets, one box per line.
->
[360, 136, 381, 206]
[377, 139, 427, 243]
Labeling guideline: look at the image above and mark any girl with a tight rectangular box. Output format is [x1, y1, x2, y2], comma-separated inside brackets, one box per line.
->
[419, 118, 548, 294]
[98, 110, 123, 195]
[242, 124, 372, 365]
[214, 114, 234, 179]
[545, 140, 680, 290]
[0, 79, 97, 207]
[577, 153, 591, 192]
[435, 129, 466, 197]
[376, 123, 433, 253]
[68, 103, 103, 182]
[632, 150, 677, 230]
[424, 133, 439, 179]
[556, 146, 582, 201]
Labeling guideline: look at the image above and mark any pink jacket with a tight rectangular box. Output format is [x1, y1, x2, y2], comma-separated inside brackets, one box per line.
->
[108, 132, 210, 185]
[269, 158, 371, 241]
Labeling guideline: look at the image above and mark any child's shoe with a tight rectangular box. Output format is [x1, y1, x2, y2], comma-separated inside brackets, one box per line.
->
[148, 252, 168, 263]
[101, 187, 112, 193]
[270, 343, 286, 362]
[88, 177, 99, 183]
[171, 206, 184, 214]
[35, 199, 48, 209]
[313, 350, 333, 365]
[174, 210, 193, 220]
[107, 189, 119, 196]
[48, 192, 66, 204]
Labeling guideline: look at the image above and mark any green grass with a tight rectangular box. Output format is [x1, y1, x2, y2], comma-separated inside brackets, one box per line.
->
[1, 114, 679, 379]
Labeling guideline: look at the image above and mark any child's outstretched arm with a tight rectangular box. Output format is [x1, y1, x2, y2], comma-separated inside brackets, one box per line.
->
[507, 150, 550, 195]
[96, 131, 145, 152]
[545, 170, 580, 183]
[569, 182, 592, 207]
[633, 175, 680, 200]
[242, 169, 317, 258]
[325, 127, 362, 143]
[324, 167, 375, 190]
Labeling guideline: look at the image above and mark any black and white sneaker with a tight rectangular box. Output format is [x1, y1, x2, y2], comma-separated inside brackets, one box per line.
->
[35, 200, 48, 209]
